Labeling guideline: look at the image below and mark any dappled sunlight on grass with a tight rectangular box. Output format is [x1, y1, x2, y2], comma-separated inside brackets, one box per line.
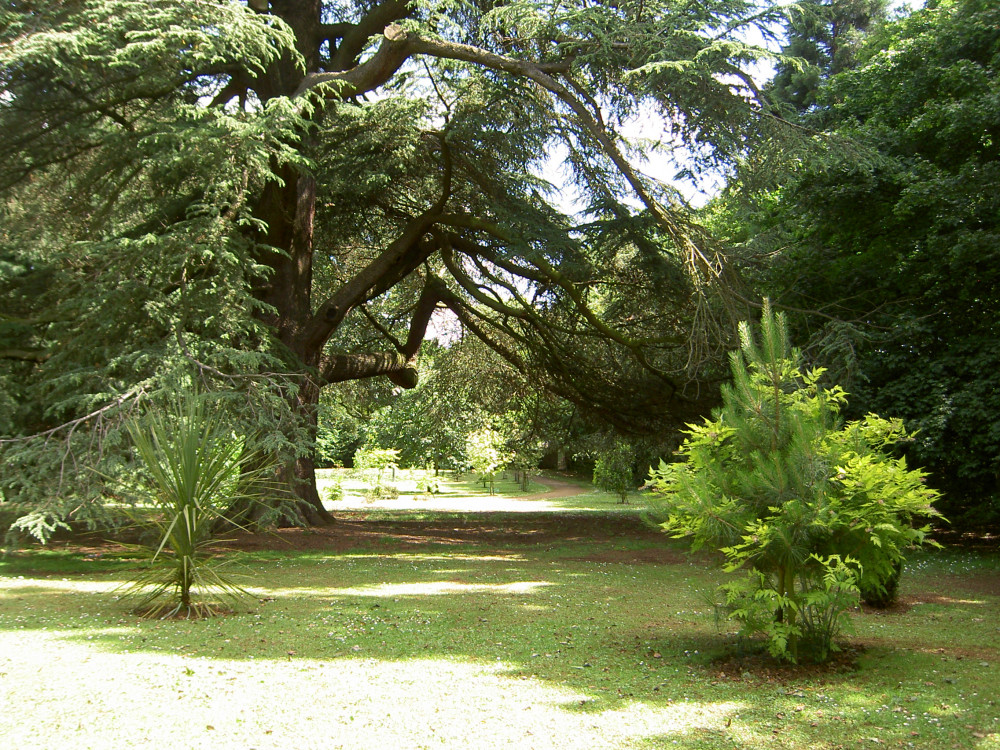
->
[1, 577, 120, 594]
[0, 624, 751, 749]
[340, 551, 528, 563]
[5, 514, 1000, 748]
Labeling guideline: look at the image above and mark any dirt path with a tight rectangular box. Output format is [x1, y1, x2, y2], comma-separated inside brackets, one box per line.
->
[523, 474, 589, 499]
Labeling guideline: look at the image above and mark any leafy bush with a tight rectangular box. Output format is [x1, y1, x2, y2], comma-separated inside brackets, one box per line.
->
[859, 559, 902, 609]
[363, 483, 400, 501]
[353, 446, 400, 498]
[465, 428, 510, 495]
[118, 393, 274, 618]
[593, 439, 635, 503]
[647, 302, 941, 661]
[417, 473, 441, 495]
[323, 474, 344, 504]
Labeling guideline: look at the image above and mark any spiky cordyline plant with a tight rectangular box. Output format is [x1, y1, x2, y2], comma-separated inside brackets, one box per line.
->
[118, 392, 275, 619]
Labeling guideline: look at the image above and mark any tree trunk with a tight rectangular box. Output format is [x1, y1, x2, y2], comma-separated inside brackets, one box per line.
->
[285, 378, 334, 525]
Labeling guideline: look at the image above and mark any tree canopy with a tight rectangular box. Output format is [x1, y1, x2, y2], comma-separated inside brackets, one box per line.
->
[1, 0, 788, 536]
[776, 0, 1000, 516]
[710, 0, 1000, 519]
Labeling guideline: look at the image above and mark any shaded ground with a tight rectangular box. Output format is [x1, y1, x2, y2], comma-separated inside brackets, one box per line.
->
[18, 472, 1000, 602]
[212, 511, 664, 554]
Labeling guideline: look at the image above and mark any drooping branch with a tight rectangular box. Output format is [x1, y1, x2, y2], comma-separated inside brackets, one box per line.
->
[0, 349, 49, 362]
[358, 304, 406, 354]
[445, 228, 686, 373]
[0, 387, 144, 445]
[294, 22, 729, 301]
[319, 275, 449, 388]
[434, 288, 529, 373]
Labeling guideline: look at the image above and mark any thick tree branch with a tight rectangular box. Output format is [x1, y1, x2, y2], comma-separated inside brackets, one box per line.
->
[305, 211, 440, 353]
[321, 350, 410, 384]
[294, 23, 412, 97]
[332, 0, 413, 72]
[303, 138, 452, 353]
[296, 23, 571, 98]
[402, 275, 448, 358]
[319, 275, 448, 387]
[0, 349, 49, 362]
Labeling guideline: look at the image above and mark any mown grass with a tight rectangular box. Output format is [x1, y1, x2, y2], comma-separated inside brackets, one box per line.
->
[320, 467, 552, 501]
[2, 514, 999, 749]
[318, 467, 649, 513]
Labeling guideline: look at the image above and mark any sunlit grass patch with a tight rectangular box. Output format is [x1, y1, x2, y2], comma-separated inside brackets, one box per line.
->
[3, 525, 1000, 748]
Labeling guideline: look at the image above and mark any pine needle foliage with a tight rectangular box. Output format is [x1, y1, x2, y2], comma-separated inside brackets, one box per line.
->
[647, 301, 942, 662]
[1, 0, 803, 530]
[118, 392, 276, 619]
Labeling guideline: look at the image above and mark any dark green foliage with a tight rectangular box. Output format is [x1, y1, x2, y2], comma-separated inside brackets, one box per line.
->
[726, 0, 1000, 520]
[647, 303, 941, 661]
[593, 439, 636, 503]
[769, 0, 889, 112]
[859, 559, 902, 609]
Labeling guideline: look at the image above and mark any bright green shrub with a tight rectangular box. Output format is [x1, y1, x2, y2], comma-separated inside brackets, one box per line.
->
[647, 302, 941, 661]
[353, 446, 400, 499]
[323, 474, 344, 504]
[465, 428, 510, 495]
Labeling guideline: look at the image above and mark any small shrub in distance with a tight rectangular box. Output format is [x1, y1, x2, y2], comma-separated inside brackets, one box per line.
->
[465, 428, 509, 495]
[417, 473, 441, 495]
[593, 439, 635, 503]
[353, 445, 400, 498]
[323, 475, 344, 504]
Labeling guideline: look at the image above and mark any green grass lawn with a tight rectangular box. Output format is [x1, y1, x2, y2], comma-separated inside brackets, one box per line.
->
[2, 513, 999, 749]
[317, 467, 649, 512]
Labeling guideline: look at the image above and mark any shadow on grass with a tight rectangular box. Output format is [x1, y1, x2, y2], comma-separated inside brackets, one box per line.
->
[5, 529, 1000, 748]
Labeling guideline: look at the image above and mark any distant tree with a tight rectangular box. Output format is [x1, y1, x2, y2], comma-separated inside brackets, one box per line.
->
[769, 0, 889, 113]
[593, 439, 637, 504]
